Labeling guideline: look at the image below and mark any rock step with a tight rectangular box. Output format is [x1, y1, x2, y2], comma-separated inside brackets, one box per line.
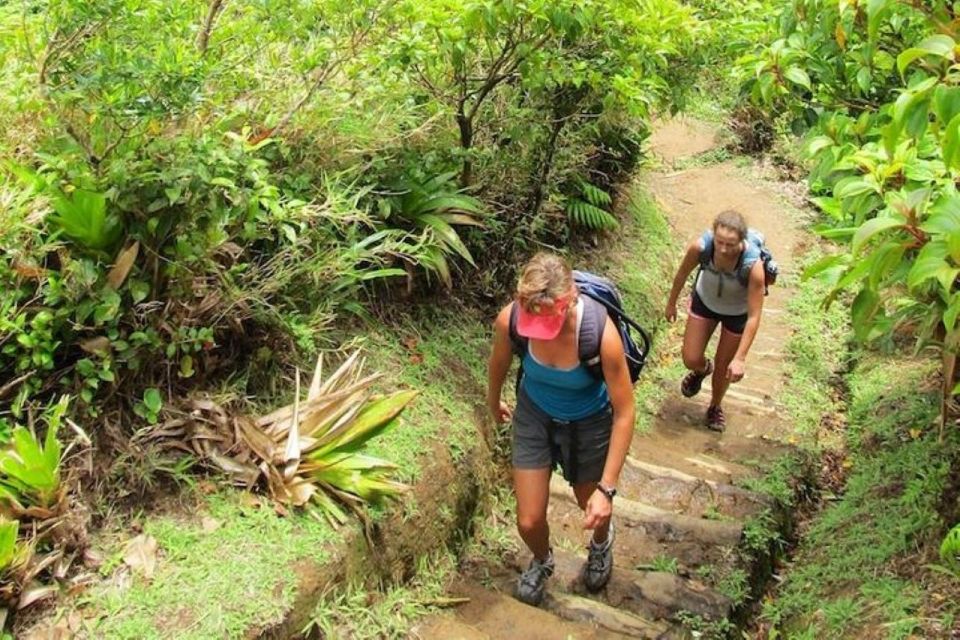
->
[508, 548, 733, 623]
[549, 476, 744, 547]
[413, 581, 641, 639]
[619, 455, 773, 521]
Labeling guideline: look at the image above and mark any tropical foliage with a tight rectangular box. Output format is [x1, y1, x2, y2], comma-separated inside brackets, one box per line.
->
[740, 1, 960, 415]
[0, 0, 700, 429]
[145, 351, 416, 525]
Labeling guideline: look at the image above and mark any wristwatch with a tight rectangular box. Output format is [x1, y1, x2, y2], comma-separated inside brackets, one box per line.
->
[597, 483, 617, 501]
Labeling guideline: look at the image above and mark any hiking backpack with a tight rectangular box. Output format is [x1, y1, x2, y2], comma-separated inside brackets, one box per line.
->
[698, 228, 779, 293]
[508, 270, 652, 385]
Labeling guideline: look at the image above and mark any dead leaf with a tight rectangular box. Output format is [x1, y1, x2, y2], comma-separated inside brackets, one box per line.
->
[17, 583, 58, 609]
[409, 353, 424, 365]
[106, 241, 139, 290]
[123, 534, 158, 579]
[200, 517, 221, 533]
[79, 337, 111, 355]
[403, 336, 419, 350]
[13, 261, 46, 280]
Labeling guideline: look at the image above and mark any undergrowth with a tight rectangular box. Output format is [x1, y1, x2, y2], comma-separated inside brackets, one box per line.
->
[761, 356, 959, 639]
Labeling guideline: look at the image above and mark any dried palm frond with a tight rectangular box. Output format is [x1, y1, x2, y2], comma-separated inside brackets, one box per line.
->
[147, 351, 417, 524]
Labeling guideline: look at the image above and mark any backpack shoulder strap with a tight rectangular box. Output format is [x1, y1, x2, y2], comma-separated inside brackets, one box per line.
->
[578, 296, 608, 375]
[737, 235, 763, 287]
[507, 302, 528, 356]
[698, 230, 714, 268]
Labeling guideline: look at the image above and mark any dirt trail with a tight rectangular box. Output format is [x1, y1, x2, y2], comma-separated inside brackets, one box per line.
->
[412, 117, 809, 639]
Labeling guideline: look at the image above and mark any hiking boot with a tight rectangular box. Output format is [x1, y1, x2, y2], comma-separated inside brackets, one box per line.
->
[516, 550, 555, 606]
[706, 405, 726, 432]
[583, 520, 614, 592]
[681, 359, 713, 398]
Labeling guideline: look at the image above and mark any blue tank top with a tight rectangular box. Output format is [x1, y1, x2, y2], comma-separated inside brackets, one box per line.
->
[520, 350, 610, 421]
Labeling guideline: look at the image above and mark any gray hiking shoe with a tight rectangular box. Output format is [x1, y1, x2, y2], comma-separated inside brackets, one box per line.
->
[516, 550, 555, 606]
[584, 520, 614, 592]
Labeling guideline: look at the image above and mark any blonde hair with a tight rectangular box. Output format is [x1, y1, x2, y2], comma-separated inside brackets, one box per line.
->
[516, 252, 574, 311]
[713, 209, 748, 240]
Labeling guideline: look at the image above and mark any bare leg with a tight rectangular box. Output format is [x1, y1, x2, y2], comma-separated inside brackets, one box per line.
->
[514, 467, 553, 560]
[682, 313, 719, 373]
[573, 482, 609, 544]
[710, 328, 743, 408]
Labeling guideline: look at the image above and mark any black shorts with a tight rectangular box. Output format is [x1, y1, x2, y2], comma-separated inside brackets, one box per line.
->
[690, 291, 747, 335]
[511, 387, 612, 485]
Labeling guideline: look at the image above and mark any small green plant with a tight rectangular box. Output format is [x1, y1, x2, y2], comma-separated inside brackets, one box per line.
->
[0, 396, 67, 516]
[565, 179, 618, 230]
[640, 554, 679, 574]
[133, 388, 163, 425]
[378, 172, 487, 287]
[938, 522, 960, 576]
[7, 164, 122, 254]
[742, 510, 782, 555]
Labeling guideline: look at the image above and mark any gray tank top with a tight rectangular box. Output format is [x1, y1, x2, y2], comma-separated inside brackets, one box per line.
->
[695, 239, 748, 316]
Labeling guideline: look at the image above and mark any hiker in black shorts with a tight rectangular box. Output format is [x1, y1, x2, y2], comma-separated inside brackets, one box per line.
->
[486, 253, 636, 606]
[665, 210, 766, 432]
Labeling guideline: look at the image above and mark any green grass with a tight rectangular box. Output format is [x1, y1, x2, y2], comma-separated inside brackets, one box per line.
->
[305, 548, 460, 639]
[780, 247, 851, 443]
[79, 492, 340, 639]
[761, 356, 959, 639]
[592, 187, 680, 435]
[362, 309, 490, 484]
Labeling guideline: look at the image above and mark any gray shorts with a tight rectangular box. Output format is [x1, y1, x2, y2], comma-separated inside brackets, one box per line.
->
[512, 387, 613, 485]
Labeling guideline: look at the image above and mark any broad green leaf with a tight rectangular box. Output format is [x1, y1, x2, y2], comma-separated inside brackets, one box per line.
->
[922, 192, 960, 236]
[935, 85, 960, 124]
[897, 35, 956, 75]
[806, 136, 835, 157]
[851, 288, 880, 341]
[866, 0, 894, 46]
[852, 216, 903, 255]
[0, 519, 19, 571]
[143, 388, 162, 414]
[943, 113, 960, 172]
[907, 240, 952, 291]
[783, 66, 811, 90]
[944, 295, 960, 332]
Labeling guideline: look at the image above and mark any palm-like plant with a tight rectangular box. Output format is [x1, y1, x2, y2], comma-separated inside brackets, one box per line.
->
[7, 163, 122, 254]
[0, 397, 66, 520]
[379, 172, 487, 287]
[149, 351, 417, 524]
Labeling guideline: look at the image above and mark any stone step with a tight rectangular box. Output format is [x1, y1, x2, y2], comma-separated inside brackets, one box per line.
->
[532, 548, 733, 623]
[619, 456, 773, 521]
[548, 476, 744, 547]
[411, 616, 490, 639]
[544, 591, 675, 638]
[416, 581, 638, 640]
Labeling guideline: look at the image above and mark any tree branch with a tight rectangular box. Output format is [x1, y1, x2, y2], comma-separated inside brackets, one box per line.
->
[197, 0, 227, 56]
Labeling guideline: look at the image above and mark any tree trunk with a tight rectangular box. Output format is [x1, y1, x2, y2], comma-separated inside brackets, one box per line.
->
[457, 111, 474, 188]
[528, 118, 566, 218]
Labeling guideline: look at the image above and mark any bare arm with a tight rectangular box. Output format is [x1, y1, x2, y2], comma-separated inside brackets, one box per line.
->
[728, 262, 765, 381]
[665, 240, 703, 321]
[598, 316, 635, 488]
[584, 316, 636, 530]
[487, 304, 515, 422]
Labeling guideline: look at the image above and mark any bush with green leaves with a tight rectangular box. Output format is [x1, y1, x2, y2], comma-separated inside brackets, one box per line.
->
[742, 1, 960, 416]
[0, 0, 701, 442]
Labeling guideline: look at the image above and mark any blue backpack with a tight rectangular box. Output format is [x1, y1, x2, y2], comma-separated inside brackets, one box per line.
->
[508, 270, 651, 385]
[698, 228, 779, 293]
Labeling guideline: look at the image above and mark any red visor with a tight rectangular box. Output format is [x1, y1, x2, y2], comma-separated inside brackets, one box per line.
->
[516, 297, 571, 340]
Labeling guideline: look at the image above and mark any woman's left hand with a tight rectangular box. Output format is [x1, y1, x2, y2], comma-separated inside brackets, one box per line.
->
[583, 489, 612, 530]
[727, 357, 746, 382]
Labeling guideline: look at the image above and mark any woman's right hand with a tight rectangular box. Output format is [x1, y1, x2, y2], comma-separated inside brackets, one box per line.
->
[665, 300, 677, 323]
[489, 400, 512, 424]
